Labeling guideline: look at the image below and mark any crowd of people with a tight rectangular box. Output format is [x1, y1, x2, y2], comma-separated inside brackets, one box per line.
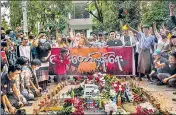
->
[1, 3, 176, 115]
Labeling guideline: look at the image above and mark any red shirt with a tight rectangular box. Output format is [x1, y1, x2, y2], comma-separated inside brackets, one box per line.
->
[53, 55, 69, 75]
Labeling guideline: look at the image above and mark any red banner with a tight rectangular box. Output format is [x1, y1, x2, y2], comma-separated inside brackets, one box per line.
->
[49, 47, 135, 75]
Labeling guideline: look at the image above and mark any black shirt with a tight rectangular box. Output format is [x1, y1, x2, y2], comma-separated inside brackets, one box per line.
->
[36, 41, 51, 62]
[107, 39, 123, 46]
[1, 73, 15, 95]
[165, 62, 176, 75]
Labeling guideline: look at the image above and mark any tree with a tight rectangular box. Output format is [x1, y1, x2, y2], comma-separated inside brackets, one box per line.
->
[1, 19, 9, 30]
[9, 1, 73, 35]
[140, 1, 176, 30]
[87, 0, 140, 32]
[9, 1, 22, 29]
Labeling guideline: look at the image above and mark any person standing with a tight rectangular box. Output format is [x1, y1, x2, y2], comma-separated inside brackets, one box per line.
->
[153, 22, 170, 59]
[120, 30, 136, 47]
[107, 31, 123, 47]
[17, 36, 31, 61]
[128, 24, 156, 81]
[36, 32, 51, 93]
[53, 48, 69, 83]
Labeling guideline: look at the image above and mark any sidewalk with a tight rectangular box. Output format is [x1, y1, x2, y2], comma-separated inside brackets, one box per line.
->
[134, 78, 176, 114]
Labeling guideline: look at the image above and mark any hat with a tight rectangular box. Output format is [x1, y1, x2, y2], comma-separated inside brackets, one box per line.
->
[142, 24, 150, 28]
[153, 49, 161, 56]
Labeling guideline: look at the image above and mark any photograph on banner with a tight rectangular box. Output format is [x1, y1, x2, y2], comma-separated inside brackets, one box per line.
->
[49, 47, 134, 75]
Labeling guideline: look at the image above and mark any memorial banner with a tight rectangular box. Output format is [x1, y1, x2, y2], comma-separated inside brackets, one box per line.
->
[49, 47, 135, 75]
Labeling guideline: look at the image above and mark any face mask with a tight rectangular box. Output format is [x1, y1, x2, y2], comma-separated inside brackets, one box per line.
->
[40, 39, 46, 43]
[22, 66, 28, 70]
[35, 67, 40, 70]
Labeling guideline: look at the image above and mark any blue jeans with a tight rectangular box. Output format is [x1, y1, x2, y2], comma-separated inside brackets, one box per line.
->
[21, 89, 34, 101]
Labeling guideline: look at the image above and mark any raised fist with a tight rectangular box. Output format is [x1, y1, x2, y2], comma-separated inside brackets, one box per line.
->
[170, 3, 174, 12]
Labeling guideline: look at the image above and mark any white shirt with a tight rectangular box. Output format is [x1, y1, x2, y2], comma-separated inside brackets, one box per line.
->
[19, 45, 31, 61]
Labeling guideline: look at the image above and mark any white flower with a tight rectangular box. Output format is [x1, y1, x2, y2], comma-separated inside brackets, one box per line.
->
[110, 90, 116, 96]
[119, 85, 122, 88]
[114, 84, 117, 87]
[119, 88, 122, 91]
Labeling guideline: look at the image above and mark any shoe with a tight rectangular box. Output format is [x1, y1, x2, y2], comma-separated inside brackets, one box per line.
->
[166, 85, 172, 88]
[173, 92, 176, 95]
[156, 81, 165, 86]
[48, 80, 51, 83]
[172, 98, 176, 101]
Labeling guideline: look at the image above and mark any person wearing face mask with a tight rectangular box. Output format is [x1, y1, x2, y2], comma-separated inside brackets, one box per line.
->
[36, 32, 51, 93]
[53, 48, 69, 83]
[16, 36, 32, 61]
[56, 29, 69, 48]
[28, 59, 42, 97]
[1, 64, 28, 109]
[16, 56, 35, 101]
[107, 31, 123, 47]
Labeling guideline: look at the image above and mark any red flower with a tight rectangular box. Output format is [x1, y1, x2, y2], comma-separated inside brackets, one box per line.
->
[64, 98, 74, 104]
[87, 75, 93, 80]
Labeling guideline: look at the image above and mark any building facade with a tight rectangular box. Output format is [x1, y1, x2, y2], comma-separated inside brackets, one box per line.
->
[68, 1, 93, 38]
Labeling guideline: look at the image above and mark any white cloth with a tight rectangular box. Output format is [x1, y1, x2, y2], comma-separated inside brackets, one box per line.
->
[120, 35, 136, 46]
[157, 39, 170, 51]
[19, 45, 31, 61]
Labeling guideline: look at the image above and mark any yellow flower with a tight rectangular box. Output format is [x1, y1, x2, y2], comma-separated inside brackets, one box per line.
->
[167, 33, 171, 40]
[122, 25, 128, 30]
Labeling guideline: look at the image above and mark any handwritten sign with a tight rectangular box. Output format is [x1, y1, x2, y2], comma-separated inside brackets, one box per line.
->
[49, 47, 135, 75]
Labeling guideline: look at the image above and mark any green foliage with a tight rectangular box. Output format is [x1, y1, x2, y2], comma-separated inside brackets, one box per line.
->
[1, 19, 9, 30]
[9, 1, 73, 35]
[67, 86, 84, 97]
[87, 1, 140, 32]
[140, 1, 176, 30]
[9, 1, 22, 29]
[141, 1, 168, 26]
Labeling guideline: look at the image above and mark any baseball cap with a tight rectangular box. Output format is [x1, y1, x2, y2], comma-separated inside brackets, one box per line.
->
[153, 49, 161, 56]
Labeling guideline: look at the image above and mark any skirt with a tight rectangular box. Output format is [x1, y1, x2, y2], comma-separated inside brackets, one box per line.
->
[137, 49, 152, 74]
[36, 62, 49, 82]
